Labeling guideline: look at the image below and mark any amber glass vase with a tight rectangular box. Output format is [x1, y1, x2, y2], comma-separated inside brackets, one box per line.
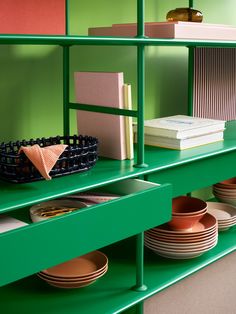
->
[166, 7, 203, 23]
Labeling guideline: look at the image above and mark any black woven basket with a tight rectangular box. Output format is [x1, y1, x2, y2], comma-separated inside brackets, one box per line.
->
[0, 135, 98, 183]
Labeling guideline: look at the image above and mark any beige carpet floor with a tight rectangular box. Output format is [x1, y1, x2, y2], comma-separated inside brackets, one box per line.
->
[144, 251, 236, 314]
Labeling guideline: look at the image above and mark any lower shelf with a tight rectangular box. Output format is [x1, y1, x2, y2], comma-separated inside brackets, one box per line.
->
[0, 227, 235, 314]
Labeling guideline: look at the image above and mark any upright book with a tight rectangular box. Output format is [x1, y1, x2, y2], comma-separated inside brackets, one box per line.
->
[133, 115, 226, 139]
[123, 83, 134, 160]
[74, 72, 126, 160]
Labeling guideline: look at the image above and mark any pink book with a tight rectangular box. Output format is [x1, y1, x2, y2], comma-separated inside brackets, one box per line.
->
[74, 72, 127, 160]
[0, 0, 65, 35]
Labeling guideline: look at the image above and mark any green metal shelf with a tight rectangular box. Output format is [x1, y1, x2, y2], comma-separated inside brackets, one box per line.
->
[1, 34, 236, 47]
[1, 120, 236, 214]
[0, 228, 235, 314]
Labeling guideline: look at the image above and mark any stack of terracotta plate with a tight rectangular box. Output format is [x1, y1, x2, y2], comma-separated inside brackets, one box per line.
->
[37, 251, 108, 289]
[212, 178, 236, 206]
[207, 201, 236, 231]
[144, 213, 218, 259]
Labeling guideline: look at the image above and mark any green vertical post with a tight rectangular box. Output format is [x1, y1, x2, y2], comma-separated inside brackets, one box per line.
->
[137, 0, 145, 38]
[188, 47, 194, 116]
[133, 232, 147, 292]
[133, 0, 148, 295]
[63, 0, 70, 136]
[65, 0, 69, 35]
[63, 47, 70, 136]
[135, 0, 148, 168]
[136, 302, 144, 314]
[189, 0, 194, 8]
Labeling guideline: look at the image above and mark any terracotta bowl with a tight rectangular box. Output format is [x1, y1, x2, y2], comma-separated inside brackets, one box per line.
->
[167, 212, 206, 231]
[172, 196, 207, 215]
[215, 177, 236, 189]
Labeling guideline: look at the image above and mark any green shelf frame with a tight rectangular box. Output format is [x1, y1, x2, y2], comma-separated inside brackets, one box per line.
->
[0, 228, 235, 314]
[2, 35, 236, 48]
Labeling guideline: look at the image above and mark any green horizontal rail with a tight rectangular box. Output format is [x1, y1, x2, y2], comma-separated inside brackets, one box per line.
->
[69, 102, 138, 117]
[1, 34, 236, 47]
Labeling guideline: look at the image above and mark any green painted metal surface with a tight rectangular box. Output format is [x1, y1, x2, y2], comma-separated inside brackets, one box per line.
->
[136, 44, 146, 167]
[69, 102, 138, 117]
[2, 35, 236, 47]
[0, 229, 235, 314]
[137, 0, 145, 38]
[0, 181, 172, 286]
[1, 120, 236, 213]
[63, 46, 70, 136]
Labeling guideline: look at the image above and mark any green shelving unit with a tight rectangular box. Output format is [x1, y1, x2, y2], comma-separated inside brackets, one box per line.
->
[0, 0, 236, 313]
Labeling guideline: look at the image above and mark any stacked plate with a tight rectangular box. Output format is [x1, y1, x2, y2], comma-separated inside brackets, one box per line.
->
[144, 213, 218, 259]
[207, 202, 236, 231]
[212, 178, 236, 206]
[37, 251, 108, 289]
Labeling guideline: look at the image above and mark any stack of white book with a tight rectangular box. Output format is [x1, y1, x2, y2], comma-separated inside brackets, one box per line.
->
[133, 115, 226, 150]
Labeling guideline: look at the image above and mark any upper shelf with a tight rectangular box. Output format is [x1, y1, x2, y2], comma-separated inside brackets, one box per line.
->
[1, 120, 236, 214]
[1, 34, 236, 47]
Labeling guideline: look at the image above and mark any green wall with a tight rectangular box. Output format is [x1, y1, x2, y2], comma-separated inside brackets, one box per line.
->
[0, 0, 236, 142]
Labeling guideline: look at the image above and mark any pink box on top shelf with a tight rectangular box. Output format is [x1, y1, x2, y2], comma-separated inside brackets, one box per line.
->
[74, 72, 127, 160]
[0, 0, 65, 35]
[89, 21, 236, 41]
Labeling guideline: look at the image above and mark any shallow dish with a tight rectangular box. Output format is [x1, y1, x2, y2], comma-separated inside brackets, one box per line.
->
[30, 199, 88, 222]
[206, 202, 236, 221]
[41, 251, 108, 278]
[150, 213, 217, 235]
[215, 177, 236, 189]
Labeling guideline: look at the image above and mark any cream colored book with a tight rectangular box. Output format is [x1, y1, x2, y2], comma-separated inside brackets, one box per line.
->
[123, 84, 134, 160]
[133, 131, 224, 150]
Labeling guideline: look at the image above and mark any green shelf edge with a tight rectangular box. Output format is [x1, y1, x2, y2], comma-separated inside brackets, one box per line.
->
[0, 228, 235, 314]
[1, 34, 236, 47]
[1, 120, 236, 213]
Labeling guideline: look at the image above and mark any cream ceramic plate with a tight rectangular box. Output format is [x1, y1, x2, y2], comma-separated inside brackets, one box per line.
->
[144, 235, 217, 249]
[145, 228, 217, 242]
[144, 236, 217, 252]
[212, 195, 236, 206]
[207, 202, 236, 220]
[145, 240, 217, 259]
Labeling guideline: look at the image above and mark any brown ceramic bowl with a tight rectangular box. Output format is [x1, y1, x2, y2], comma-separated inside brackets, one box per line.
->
[172, 196, 207, 215]
[167, 212, 206, 231]
[214, 177, 236, 189]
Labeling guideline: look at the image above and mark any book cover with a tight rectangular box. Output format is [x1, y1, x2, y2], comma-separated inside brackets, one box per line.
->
[0, 0, 65, 35]
[123, 84, 134, 160]
[74, 72, 127, 160]
[134, 131, 224, 150]
[133, 115, 225, 139]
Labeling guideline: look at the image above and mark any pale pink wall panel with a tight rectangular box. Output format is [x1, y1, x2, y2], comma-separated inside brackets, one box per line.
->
[193, 48, 236, 121]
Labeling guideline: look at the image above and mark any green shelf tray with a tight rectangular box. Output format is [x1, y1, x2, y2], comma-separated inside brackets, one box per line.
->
[0, 228, 235, 314]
